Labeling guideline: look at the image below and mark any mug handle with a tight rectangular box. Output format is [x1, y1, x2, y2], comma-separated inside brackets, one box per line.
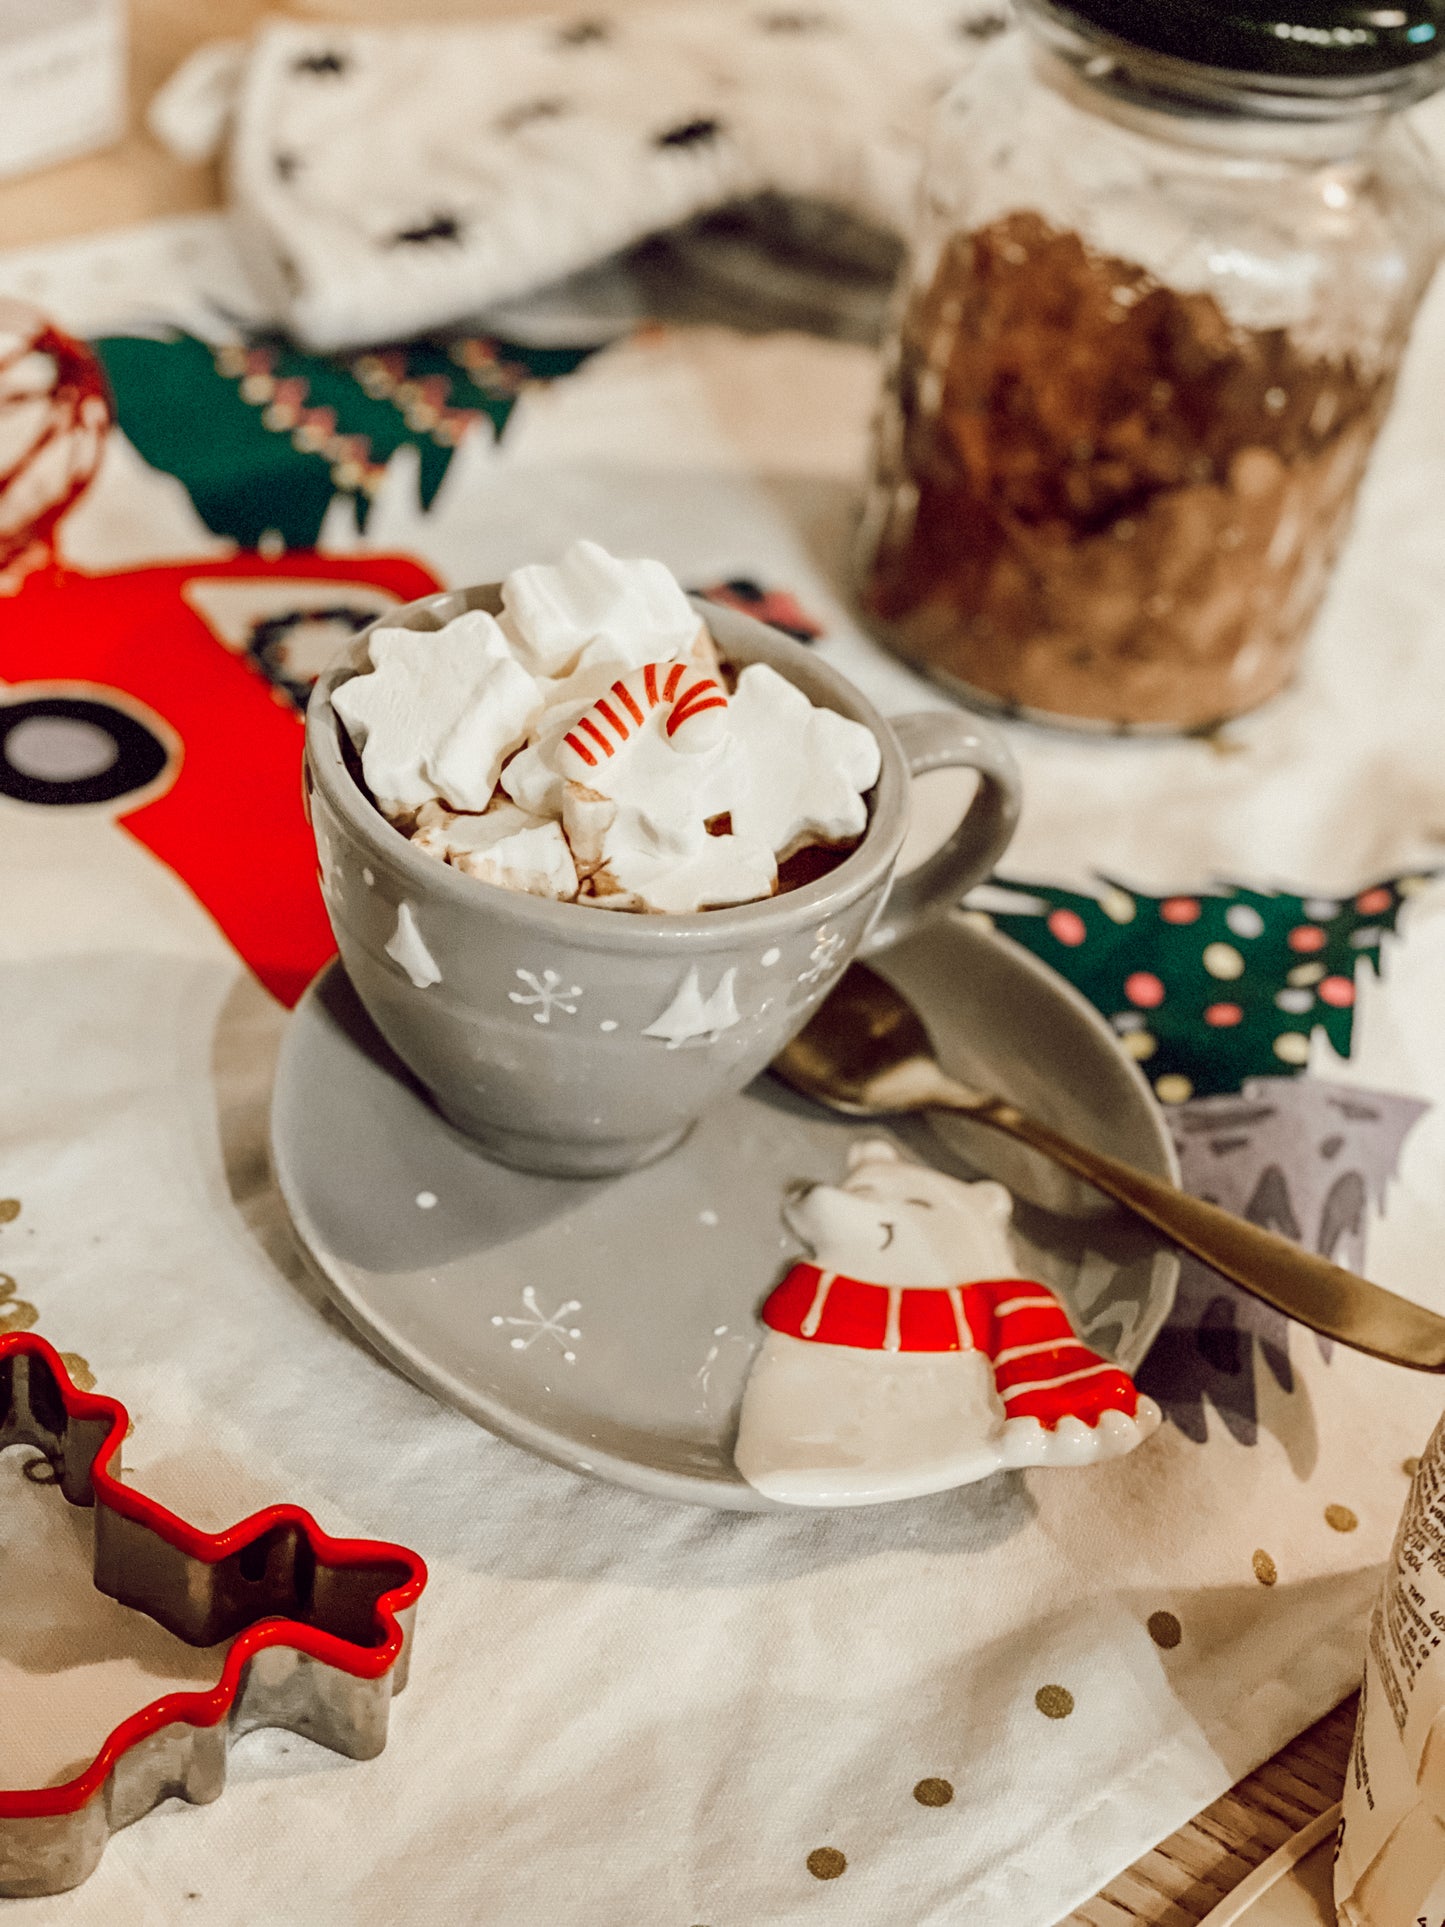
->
[861, 710, 1022, 955]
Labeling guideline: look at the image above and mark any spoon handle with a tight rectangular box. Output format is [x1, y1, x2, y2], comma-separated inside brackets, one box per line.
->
[939, 1090, 1445, 1372]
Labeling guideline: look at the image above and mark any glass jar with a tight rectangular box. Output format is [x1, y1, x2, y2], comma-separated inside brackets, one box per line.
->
[857, 0, 1445, 732]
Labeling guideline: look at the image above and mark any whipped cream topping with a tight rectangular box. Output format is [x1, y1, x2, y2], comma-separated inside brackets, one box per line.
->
[336, 541, 881, 915]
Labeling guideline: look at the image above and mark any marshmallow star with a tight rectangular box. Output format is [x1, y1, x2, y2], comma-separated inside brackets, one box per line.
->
[500, 538, 702, 679]
[724, 663, 882, 859]
[333, 610, 542, 814]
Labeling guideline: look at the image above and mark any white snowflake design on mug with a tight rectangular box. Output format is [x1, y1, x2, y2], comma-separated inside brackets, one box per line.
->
[509, 967, 583, 1024]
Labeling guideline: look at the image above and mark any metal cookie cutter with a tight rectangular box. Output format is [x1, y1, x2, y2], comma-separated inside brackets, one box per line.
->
[0, 1332, 427, 1898]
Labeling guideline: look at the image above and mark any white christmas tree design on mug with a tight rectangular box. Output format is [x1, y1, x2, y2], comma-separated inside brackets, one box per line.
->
[643, 968, 740, 1048]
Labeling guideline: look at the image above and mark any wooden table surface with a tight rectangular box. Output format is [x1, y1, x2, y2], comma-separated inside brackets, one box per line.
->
[0, 5, 1357, 1920]
[1070, 1701, 1352, 1926]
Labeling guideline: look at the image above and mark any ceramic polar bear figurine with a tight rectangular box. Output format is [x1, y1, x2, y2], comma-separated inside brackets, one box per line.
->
[734, 1139, 1161, 1506]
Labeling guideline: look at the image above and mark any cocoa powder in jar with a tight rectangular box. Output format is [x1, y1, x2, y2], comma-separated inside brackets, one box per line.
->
[861, 211, 1394, 730]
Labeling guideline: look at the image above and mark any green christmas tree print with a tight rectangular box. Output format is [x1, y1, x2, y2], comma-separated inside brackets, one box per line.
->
[979, 875, 1428, 1101]
[93, 332, 596, 553]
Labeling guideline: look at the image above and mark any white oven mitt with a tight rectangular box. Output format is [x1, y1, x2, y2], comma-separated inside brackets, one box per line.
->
[149, 2, 1012, 351]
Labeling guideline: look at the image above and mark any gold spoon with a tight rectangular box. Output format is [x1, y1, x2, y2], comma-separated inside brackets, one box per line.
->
[772, 961, 1445, 1372]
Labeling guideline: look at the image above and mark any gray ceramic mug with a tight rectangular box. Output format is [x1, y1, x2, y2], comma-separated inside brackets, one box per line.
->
[306, 588, 1021, 1177]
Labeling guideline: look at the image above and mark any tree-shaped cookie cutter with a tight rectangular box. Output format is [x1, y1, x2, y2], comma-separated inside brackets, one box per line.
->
[0, 1333, 427, 1897]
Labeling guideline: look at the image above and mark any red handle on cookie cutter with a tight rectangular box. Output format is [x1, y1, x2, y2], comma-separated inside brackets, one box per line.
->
[0, 1332, 427, 1896]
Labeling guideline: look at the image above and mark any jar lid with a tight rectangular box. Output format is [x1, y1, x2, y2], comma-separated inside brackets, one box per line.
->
[1037, 0, 1445, 84]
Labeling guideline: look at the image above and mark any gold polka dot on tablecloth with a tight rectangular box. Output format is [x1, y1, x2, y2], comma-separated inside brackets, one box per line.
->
[0, 1199, 19, 1223]
[1035, 1685, 1075, 1719]
[807, 1848, 846, 1880]
[0, 1275, 37, 1335]
[1122, 1030, 1157, 1061]
[1325, 1504, 1358, 1533]
[913, 1778, 954, 1807]
[1253, 1550, 1278, 1586]
[1404, 1457, 1421, 1477]
[59, 1352, 96, 1392]
[1147, 1611, 1182, 1649]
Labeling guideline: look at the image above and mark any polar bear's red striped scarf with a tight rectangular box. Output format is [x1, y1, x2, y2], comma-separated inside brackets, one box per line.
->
[759, 1264, 1142, 1430]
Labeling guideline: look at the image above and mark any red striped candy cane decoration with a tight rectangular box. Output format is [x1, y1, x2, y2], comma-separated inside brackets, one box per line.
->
[556, 661, 728, 780]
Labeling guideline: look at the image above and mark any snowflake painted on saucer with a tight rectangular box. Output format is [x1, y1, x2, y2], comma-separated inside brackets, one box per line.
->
[491, 1286, 583, 1361]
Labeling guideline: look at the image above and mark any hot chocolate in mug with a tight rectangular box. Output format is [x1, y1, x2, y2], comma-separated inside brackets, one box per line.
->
[306, 588, 1021, 1177]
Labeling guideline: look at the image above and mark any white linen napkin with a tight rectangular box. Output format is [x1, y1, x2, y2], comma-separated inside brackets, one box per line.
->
[149, 2, 1010, 350]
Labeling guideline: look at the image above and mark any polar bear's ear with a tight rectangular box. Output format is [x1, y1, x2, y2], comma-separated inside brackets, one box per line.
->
[968, 1179, 1014, 1224]
[846, 1138, 901, 1173]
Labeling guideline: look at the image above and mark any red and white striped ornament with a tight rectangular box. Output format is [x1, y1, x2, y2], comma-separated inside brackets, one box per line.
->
[0, 301, 111, 586]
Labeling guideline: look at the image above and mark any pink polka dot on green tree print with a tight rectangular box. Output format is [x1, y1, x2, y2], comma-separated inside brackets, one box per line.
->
[983, 876, 1420, 1099]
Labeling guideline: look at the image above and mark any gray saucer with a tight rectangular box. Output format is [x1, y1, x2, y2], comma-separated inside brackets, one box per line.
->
[270, 914, 1180, 1510]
